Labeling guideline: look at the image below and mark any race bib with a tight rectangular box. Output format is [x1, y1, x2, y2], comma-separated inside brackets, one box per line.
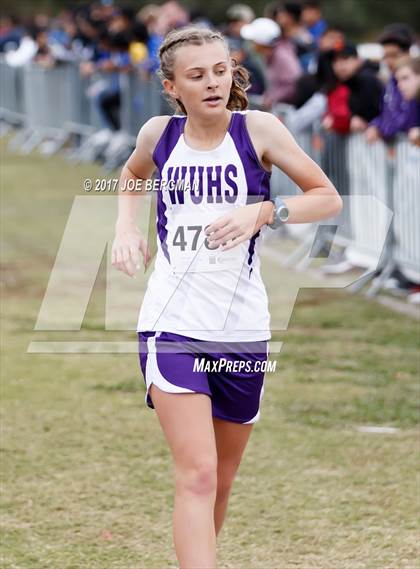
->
[167, 210, 248, 275]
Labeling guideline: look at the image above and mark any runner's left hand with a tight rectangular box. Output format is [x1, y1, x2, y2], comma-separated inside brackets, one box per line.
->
[204, 201, 274, 251]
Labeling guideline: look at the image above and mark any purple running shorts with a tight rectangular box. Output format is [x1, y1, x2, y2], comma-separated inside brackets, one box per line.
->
[137, 331, 269, 424]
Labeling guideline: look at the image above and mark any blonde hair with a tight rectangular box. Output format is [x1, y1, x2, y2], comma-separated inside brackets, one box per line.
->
[395, 55, 420, 75]
[157, 25, 250, 115]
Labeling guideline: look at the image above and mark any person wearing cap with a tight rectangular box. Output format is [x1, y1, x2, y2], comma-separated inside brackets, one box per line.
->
[366, 24, 419, 143]
[322, 42, 383, 134]
[240, 17, 301, 109]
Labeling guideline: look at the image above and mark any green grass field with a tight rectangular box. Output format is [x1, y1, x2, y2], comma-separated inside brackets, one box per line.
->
[1, 139, 419, 568]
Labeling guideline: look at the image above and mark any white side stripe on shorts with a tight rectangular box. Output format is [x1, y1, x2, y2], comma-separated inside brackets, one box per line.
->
[145, 333, 195, 405]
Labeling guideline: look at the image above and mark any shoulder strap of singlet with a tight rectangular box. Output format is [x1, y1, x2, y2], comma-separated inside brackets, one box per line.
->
[228, 109, 243, 131]
[152, 115, 187, 171]
[228, 110, 266, 173]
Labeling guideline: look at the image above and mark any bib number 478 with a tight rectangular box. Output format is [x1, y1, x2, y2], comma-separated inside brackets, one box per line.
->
[172, 225, 214, 251]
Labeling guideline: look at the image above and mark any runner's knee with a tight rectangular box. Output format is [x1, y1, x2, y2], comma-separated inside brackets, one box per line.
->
[175, 457, 218, 496]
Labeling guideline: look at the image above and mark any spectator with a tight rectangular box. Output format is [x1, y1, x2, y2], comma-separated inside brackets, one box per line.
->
[366, 29, 420, 292]
[0, 15, 24, 52]
[293, 27, 345, 108]
[129, 21, 149, 66]
[223, 6, 266, 97]
[366, 24, 418, 143]
[4, 25, 38, 67]
[89, 1, 115, 26]
[48, 12, 72, 47]
[272, 2, 314, 70]
[44, 14, 84, 63]
[80, 28, 111, 75]
[318, 40, 382, 276]
[137, 4, 165, 74]
[108, 7, 134, 34]
[284, 27, 345, 133]
[33, 14, 51, 30]
[395, 56, 420, 146]
[74, 15, 105, 62]
[156, 1, 190, 35]
[240, 17, 301, 108]
[33, 27, 56, 67]
[82, 31, 132, 131]
[224, 4, 255, 39]
[393, 55, 420, 301]
[323, 42, 383, 134]
[301, 0, 327, 43]
[59, 19, 86, 59]
[227, 36, 267, 96]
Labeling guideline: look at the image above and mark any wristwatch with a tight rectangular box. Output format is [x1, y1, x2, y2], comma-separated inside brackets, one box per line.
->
[268, 195, 290, 229]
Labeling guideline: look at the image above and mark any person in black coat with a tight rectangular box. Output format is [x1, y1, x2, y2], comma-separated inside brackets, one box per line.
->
[329, 42, 383, 133]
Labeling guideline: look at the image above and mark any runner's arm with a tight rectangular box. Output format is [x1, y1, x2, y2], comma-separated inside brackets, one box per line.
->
[115, 116, 165, 232]
[259, 110, 343, 224]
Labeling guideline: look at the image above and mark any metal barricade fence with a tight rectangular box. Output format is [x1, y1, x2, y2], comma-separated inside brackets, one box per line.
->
[70, 69, 168, 168]
[269, 120, 419, 296]
[269, 104, 324, 268]
[0, 58, 24, 127]
[321, 132, 352, 242]
[17, 63, 54, 151]
[120, 72, 162, 138]
[346, 133, 391, 268]
[3, 62, 164, 158]
[270, 126, 322, 269]
[289, 129, 350, 271]
[8, 62, 101, 153]
[66, 64, 102, 133]
[322, 131, 392, 271]
[392, 137, 420, 283]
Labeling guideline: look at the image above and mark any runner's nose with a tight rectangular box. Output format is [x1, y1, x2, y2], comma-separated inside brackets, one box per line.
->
[206, 72, 219, 90]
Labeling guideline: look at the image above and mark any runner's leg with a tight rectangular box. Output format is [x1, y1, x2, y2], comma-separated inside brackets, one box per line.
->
[150, 384, 218, 568]
[212, 417, 253, 536]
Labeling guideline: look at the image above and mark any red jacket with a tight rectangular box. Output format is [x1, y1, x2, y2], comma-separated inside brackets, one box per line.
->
[327, 84, 351, 134]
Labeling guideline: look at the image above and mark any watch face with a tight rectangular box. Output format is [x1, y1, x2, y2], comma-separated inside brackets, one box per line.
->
[279, 206, 289, 222]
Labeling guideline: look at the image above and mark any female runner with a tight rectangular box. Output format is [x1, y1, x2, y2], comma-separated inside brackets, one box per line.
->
[112, 25, 342, 569]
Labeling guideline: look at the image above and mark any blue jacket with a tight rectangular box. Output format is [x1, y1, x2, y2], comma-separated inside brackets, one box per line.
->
[370, 76, 420, 140]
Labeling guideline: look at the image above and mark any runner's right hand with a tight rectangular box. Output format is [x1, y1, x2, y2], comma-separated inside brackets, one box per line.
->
[111, 226, 151, 277]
